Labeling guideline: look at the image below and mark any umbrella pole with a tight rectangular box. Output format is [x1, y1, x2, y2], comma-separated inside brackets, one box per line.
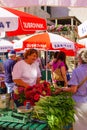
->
[46, 51, 48, 81]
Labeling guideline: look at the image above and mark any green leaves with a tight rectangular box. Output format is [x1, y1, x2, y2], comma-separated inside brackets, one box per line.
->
[32, 92, 75, 130]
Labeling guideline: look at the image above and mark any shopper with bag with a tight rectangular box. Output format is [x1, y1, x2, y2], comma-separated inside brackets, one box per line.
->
[51, 51, 68, 88]
[61, 48, 87, 130]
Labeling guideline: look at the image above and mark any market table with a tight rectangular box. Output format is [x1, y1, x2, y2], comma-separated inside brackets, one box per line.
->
[0, 108, 73, 130]
[0, 121, 48, 130]
[0, 121, 73, 130]
[0, 81, 74, 130]
[0, 109, 48, 130]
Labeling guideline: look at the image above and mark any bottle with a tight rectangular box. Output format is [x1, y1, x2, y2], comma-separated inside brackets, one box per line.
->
[26, 102, 31, 109]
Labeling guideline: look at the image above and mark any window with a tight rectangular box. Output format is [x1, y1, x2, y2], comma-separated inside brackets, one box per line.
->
[41, 6, 51, 14]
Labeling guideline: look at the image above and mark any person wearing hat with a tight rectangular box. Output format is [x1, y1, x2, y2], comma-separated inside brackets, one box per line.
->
[60, 48, 87, 130]
[3, 50, 16, 94]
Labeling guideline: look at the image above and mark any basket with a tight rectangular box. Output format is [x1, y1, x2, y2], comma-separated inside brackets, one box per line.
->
[17, 106, 33, 113]
[0, 93, 10, 109]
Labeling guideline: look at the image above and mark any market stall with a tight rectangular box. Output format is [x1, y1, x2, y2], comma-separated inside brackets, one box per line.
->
[0, 81, 74, 130]
[0, 109, 48, 130]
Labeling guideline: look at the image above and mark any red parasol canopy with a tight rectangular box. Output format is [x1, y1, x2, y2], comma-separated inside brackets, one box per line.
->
[0, 7, 47, 36]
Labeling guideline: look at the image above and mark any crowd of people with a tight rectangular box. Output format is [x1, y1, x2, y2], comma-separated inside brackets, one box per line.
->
[0, 48, 87, 130]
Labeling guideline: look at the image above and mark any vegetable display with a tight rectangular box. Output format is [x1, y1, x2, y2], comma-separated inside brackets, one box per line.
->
[13, 81, 51, 105]
[13, 80, 75, 130]
[32, 92, 75, 130]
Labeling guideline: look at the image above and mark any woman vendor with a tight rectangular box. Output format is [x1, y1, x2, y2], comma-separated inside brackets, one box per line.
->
[12, 49, 41, 106]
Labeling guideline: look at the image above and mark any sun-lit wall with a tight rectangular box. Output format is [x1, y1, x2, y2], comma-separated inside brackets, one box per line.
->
[51, 7, 87, 23]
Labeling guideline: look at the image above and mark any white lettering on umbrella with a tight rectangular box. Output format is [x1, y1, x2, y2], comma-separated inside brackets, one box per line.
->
[23, 22, 44, 29]
[26, 43, 46, 48]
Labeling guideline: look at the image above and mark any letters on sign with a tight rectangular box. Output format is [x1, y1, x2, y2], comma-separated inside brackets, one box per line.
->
[23, 22, 44, 29]
[0, 21, 10, 28]
[26, 43, 46, 49]
[52, 42, 74, 50]
[78, 20, 87, 37]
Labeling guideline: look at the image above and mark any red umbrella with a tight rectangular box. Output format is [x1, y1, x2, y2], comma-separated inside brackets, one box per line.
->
[13, 32, 85, 81]
[0, 7, 47, 36]
[13, 32, 76, 56]
[74, 43, 85, 55]
[75, 43, 85, 49]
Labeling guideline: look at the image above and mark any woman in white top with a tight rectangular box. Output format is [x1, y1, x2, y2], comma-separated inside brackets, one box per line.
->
[12, 49, 41, 88]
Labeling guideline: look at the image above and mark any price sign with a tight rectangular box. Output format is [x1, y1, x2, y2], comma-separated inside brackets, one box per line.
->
[78, 20, 87, 37]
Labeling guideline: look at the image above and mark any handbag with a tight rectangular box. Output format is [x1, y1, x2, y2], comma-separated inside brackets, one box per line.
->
[52, 68, 64, 81]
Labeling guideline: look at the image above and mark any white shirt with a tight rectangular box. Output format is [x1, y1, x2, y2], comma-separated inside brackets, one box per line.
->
[12, 60, 41, 86]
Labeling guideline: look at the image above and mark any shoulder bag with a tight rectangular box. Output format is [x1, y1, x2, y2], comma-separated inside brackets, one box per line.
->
[52, 64, 64, 81]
